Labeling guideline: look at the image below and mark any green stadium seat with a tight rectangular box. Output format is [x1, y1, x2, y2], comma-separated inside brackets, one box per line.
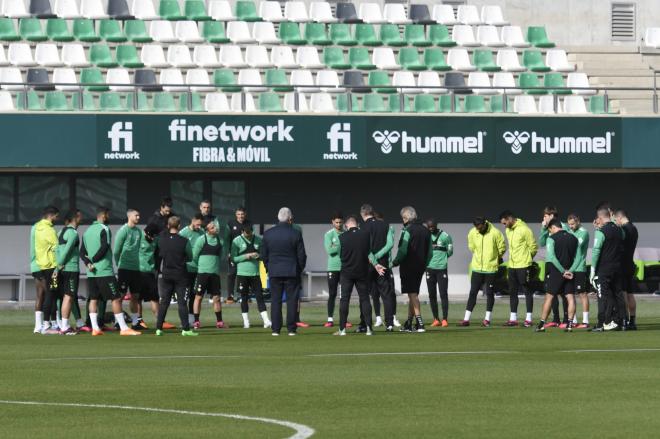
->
[279, 22, 307, 45]
[303, 23, 331, 45]
[153, 92, 177, 111]
[323, 47, 351, 69]
[178, 92, 204, 112]
[398, 47, 426, 71]
[81, 67, 109, 91]
[258, 92, 283, 112]
[330, 23, 357, 46]
[99, 19, 127, 42]
[368, 71, 395, 93]
[349, 47, 376, 70]
[404, 24, 431, 47]
[19, 18, 48, 42]
[184, 0, 211, 21]
[72, 92, 97, 111]
[126, 91, 152, 111]
[46, 19, 74, 42]
[159, 0, 184, 20]
[73, 19, 100, 42]
[90, 44, 118, 68]
[202, 21, 229, 43]
[523, 49, 551, 72]
[544, 72, 571, 95]
[355, 24, 381, 46]
[16, 90, 43, 111]
[266, 69, 292, 92]
[380, 24, 406, 47]
[363, 94, 388, 112]
[44, 91, 72, 111]
[489, 96, 513, 113]
[429, 24, 456, 47]
[589, 95, 615, 114]
[413, 94, 437, 113]
[337, 93, 361, 112]
[0, 18, 20, 41]
[463, 95, 489, 113]
[389, 94, 412, 112]
[236, 1, 261, 22]
[439, 95, 461, 113]
[424, 48, 451, 71]
[125, 20, 153, 43]
[518, 73, 547, 95]
[527, 26, 555, 48]
[473, 49, 501, 72]
[116, 45, 144, 68]
[100, 92, 127, 111]
[213, 69, 240, 92]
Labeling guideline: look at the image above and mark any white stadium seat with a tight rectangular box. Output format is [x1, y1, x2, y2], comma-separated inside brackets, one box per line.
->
[468, 72, 496, 95]
[290, 69, 318, 93]
[310, 1, 337, 23]
[477, 25, 505, 47]
[167, 45, 195, 68]
[296, 47, 324, 69]
[246, 45, 273, 68]
[237, 68, 266, 92]
[393, 71, 418, 93]
[193, 45, 222, 68]
[501, 26, 530, 48]
[372, 47, 400, 70]
[35, 43, 63, 67]
[53, 67, 78, 91]
[644, 28, 660, 48]
[185, 69, 214, 91]
[566, 72, 596, 95]
[285, 1, 310, 22]
[496, 49, 525, 72]
[54, 0, 81, 18]
[61, 43, 90, 67]
[253, 22, 280, 44]
[283, 92, 308, 112]
[106, 68, 133, 91]
[514, 95, 537, 114]
[447, 48, 476, 71]
[259, 1, 284, 22]
[539, 95, 559, 114]
[431, 5, 457, 25]
[417, 71, 446, 94]
[81, 0, 108, 19]
[383, 4, 411, 24]
[481, 6, 508, 26]
[452, 25, 480, 47]
[457, 5, 482, 25]
[546, 49, 575, 72]
[316, 70, 344, 92]
[3, 0, 30, 18]
[8, 43, 36, 67]
[176, 21, 204, 43]
[0, 90, 15, 110]
[209, 0, 235, 21]
[150, 21, 178, 43]
[227, 21, 255, 44]
[0, 46, 7, 66]
[271, 46, 297, 68]
[131, 0, 159, 20]
[205, 92, 230, 112]
[160, 68, 187, 92]
[358, 2, 385, 24]
[310, 92, 335, 112]
[0, 67, 24, 90]
[230, 92, 256, 112]
[492, 72, 521, 95]
[220, 45, 247, 68]
[141, 44, 170, 68]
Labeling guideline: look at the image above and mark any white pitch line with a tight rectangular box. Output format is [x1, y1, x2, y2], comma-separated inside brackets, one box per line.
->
[307, 351, 518, 357]
[29, 355, 242, 361]
[561, 348, 660, 353]
[0, 400, 315, 439]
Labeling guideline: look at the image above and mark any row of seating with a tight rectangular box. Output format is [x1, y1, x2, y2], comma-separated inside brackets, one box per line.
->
[0, 89, 612, 115]
[0, 17, 554, 49]
[0, 43, 574, 74]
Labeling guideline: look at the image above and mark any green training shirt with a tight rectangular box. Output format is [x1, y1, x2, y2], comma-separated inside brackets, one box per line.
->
[538, 221, 568, 247]
[192, 233, 222, 274]
[324, 228, 342, 272]
[56, 225, 80, 272]
[82, 221, 114, 277]
[139, 235, 158, 274]
[427, 230, 453, 270]
[231, 234, 263, 277]
[569, 226, 589, 273]
[179, 226, 204, 272]
[113, 224, 141, 271]
[29, 223, 39, 273]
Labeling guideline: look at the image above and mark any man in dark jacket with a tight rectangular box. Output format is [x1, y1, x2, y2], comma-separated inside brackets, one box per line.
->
[147, 197, 175, 236]
[260, 207, 307, 336]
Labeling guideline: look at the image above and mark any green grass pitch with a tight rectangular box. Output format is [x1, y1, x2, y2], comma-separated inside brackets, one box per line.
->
[2, 298, 660, 438]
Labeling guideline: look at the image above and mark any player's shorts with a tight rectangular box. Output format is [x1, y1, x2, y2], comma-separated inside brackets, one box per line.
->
[194, 273, 221, 297]
[621, 270, 635, 293]
[573, 272, 588, 294]
[88, 276, 121, 301]
[545, 271, 575, 296]
[138, 272, 159, 302]
[58, 271, 79, 297]
[32, 271, 45, 281]
[400, 270, 424, 294]
[118, 269, 141, 295]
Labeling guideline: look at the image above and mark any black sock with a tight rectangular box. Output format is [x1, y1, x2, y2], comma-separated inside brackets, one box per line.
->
[194, 313, 200, 322]
[415, 315, 424, 326]
[215, 311, 223, 322]
[630, 315, 636, 324]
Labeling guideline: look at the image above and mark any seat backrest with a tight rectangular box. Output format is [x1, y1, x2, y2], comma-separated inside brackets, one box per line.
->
[468, 71, 490, 88]
[132, 0, 157, 17]
[444, 71, 466, 88]
[246, 45, 269, 64]
[453, 25, 475, 43]
[316, 69, 339, 86]
[107, 0, 132, 18]
[501, 25, 525, 45]
[563, 95, 587, 114]
[310, 1, 334, 22]
[55, 0, 80, 18]
[359, 3, 382, 22]
[493, 71, 515, 88]
[481, 5, 505, 24]
[259, 1, 283, 21]
[514, 95, 537, 113]
[432, 5, 455, 24]
[409, 4, 431, 23]
[290, 69, 314, 86]
[457, 5, 480, 24]
[30, 0, 55, 18]
[81, 0, 106, 18]
[566, 72, 589, 88]
[271, 45, 295, 66]
[383, 4, 407, 23]
[27, 67, 50, 85]
[106, 67, 130, 83]
[160, 68, 183, 84]
[335, 3, 359, 23]
[284, 1, 308, 21]
[310, 92, 334, 111]
[392, 70, 415, 88]
[209, 0, 234, 20]
[237, 68, 262, 85]
[8, 43, 34, 62]
[205, 92, 229, 111]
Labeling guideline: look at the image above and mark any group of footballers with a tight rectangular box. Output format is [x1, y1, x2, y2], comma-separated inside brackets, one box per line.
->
[29, 195, 639, 336]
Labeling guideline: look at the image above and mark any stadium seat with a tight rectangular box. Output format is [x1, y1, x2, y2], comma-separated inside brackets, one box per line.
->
[335, 3, 361, 24]
[349, 47, 375, 70]
[368, 70, 394, 93]
[44, 89, 73, 110]
[209, 0, 235, 21]
[388, 93, 411, 112]
[107, 67, 132, 91]
[279, 21, 306, 44]
[100, 19, 127, 42]
[383, 3, 410, 24]
[336, 93, 361, 112]
[473, 49, 500, 72]
[73, 18, 100, 42]
[0, 46, 6, 65]
[159, 0, 184, 20]
[304, 22, 331, 45]
[201, 21, 229, 43]
[259, 1, 283, 22]
[481, 6, 508, 26]
[253, 21, 280, 44]
[53, 67, 78, 90]
[235, 0, 261, 22]
[343, 70, 368, 93]
[438, 94, 461, 112]
[0, 18, 20, 41]
[285, 1, 310, 22]
[271, 46, 297, 68]
[30, 0, 56, 18]
[432, 4, 457, 25]
[193, 45, 221, 67]
[20, 18, 48, 41]
[290, 69, 318, 92]
[81, 0, 108, 19]
[310, 1, 336, 23]
[180, 92, 204, 111]
[168, 44, 195, 67]
[123, 20, 151, 42]
[141, 44, 169, 67]
[489, 95, 513, 112]
[246, 45, 273, 68]
[90, 44, 117, 67]
[429, 24, 456, 47]
[496, 49, 525, 72]
[230, 92, 256, 112]
[464, 95, 489, 112]
[160, 68, 186, 91]
[310, 92, 334, 112]
[330, 23, 357, 46]
[447, 48, 475, 71]
[185, 0, 210, 21]
[265, 68, 291, 91]
[213, 68, 240, 91]
[80, 67, 108, 91]
[380, 24, 405, 46]
[527, 26, 555, 48]
[566, 72, 595, 95]
[0, 90, 16, 111]
[238, 68, 266, 92]
[27, 67, 54, 90]
[644, 28, 660, 48]
[8, 43, 36, 66]
[457, 5, 481, 25]
[297, 46, 324, 68]
[107, 0, 134, 20]
[518, 73, 546, 94]
[323, 47, 350, 69]
[589, 95, 613, 114]
[72, 91, 97, 110]
[538, 95, 559, 114]
[46, 18, 74, 41]
[392, 70, 418, 94]
[116, 44, 144, 67]
[363, 93, 388, 112]
[0, 66, 23, 90]
[282, 92, 307, 112]
[349, 24, 377, 47]
[398, 47, 425, 71]
[372, 47, 400, 70]
[444, 71, 470, 94]
[418, 71, 445, 94]
[492, 71, 521, 95]
[204, 91, 230, 111]
[546, 49, 575, 72]
[405, 24, 431, 47]
[544, 72, 571, 95]
[358, 2, 385, 24]
[4, 0, 31, 18]
[452, 25, 479, 47]
[523, 49, 551, 73]
[409, 4, 434, 25]
[16, 90, 43, 110]
[316, 69, 343, 92]
[424, 48, 450, 71]
[132, 0, 159, 19]
[227, 20, 254, 43]
[35, 43, 63, 67]
[219, 44, 246, 67]
[412, 94, 435, 112]
[477, 25, 504, 47]
[150, 20, 177, 42]
[126, 91, 152, 111]
[501, 26, 530, 48]
[468, 72, 496, 95]
[153, 91, 177, 111]
[176, 21, 204, 42]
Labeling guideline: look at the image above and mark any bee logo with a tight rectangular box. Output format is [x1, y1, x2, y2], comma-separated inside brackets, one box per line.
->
[372, 130, 401, 154]
[502, 131, 530, 155]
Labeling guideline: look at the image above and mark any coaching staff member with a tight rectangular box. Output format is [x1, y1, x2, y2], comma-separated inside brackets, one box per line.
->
[260, 207, 307, 336]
